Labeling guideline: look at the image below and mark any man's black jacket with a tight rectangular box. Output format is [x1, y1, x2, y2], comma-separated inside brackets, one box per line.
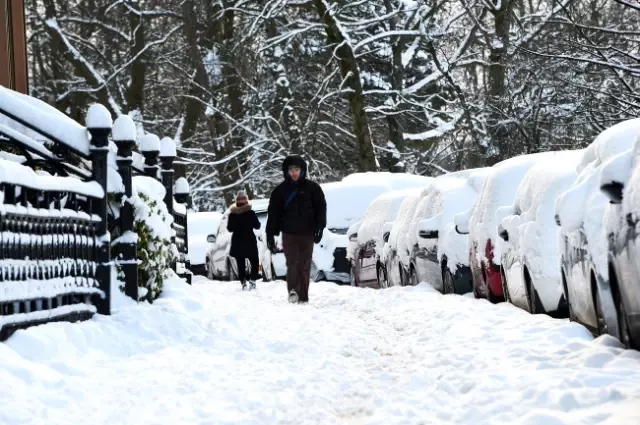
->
[266, 155, 327, 237]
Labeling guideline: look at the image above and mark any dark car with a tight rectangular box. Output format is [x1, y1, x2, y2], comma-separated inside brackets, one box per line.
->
[410, 172, 487, 294]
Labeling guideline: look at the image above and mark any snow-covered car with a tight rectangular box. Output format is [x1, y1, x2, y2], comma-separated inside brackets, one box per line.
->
[187, 211, 222, 275]
[412, 169, 490, 294]
[598, 119, 640, 348]
[555, 121, 639, 339]
[262, 180, 393, 283]
[386, 190, 426, 287]
[498, 151, 582, 317]
[342, 172, 433, 190]
[349, 189, 420, 288]
[205, 199, 269, 280]
[459, 152, 562, 303]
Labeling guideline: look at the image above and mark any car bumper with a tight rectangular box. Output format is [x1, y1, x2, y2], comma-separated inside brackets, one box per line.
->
[629, 313, 640, 344]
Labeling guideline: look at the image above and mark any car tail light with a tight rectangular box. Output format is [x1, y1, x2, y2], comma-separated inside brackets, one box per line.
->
[485, 239, 494, 262]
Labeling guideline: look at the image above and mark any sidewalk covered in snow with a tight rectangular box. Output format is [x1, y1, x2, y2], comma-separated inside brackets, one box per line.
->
[2, 276, 640, 425]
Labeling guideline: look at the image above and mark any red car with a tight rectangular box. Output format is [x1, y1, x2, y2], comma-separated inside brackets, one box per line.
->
[457, 153, 559, 302]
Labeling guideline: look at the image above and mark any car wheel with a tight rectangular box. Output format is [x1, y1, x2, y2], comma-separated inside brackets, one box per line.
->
[350, 265, 357, 287]
[206, 259, 215, 280]
[526, 270, 544, 313]
[227, 258, 236, 281]
[501, 267, 511, 303]
[442, 265, 455, 294]
[377, 265, 388, 289]
[616, 294, 634, 349]
[594, 288, 609, 336]
[409, 267, 418, 286]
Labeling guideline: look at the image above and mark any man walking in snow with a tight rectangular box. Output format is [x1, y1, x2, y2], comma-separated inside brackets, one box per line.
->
[266, 155, 326, 303]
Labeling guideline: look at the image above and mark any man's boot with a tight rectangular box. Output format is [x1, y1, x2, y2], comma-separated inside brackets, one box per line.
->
[288, 290, 299, 303]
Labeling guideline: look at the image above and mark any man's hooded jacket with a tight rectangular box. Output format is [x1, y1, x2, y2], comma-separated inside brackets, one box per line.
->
[266, 155, 327, 237]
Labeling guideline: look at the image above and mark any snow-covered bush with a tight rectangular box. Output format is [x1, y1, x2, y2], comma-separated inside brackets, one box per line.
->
[112, 176, 178, 301]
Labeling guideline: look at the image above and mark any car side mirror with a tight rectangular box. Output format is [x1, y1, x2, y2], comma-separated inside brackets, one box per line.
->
[499, 228, 509, 242]
[207, 234, 216, 243]
[554, 214, 561, 227]
[419, 230, 439, 239]
[455, 225, 469, 235]
[383, 231, 390, 243]
[600, 181, 624, 204]
[349, 233, 357, 242]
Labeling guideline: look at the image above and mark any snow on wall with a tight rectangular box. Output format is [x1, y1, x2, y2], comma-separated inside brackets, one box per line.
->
[502, 151, 582, 283]
[469, 152, 566, 265]
[0, 86, 91, 156]
[0, 158, 103, 197]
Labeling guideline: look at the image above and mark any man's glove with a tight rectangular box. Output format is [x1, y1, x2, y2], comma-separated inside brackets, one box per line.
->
[267, 234, 276, 253]
[313, 228, 323, 244]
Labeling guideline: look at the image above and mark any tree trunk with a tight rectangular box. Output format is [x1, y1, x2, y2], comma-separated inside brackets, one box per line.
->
[312, 0, 378, 172]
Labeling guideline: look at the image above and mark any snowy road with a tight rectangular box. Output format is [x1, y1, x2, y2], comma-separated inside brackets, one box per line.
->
[2, 276, 640, 425]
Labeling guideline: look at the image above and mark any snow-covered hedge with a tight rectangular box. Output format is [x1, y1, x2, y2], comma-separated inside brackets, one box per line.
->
[112, 176, 178, 301]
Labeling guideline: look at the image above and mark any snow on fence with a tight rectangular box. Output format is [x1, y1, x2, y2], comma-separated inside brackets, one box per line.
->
[0, 88, 191, 340]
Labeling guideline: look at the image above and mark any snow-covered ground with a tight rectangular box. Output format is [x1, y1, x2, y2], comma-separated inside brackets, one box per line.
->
[2, 275, 640, 425]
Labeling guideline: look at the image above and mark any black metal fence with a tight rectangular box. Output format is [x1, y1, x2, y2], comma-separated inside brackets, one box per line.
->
[0, 88, 191, 341]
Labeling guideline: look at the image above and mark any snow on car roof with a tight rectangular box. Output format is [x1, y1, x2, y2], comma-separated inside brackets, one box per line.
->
[321, 180, 393, 229]
[469, 151, 568, 264]
[357, 188, 421, 249]
[342, 172, 433, 190]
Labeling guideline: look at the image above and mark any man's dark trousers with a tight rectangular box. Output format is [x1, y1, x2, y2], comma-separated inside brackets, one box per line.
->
[282, 233, 314, 302]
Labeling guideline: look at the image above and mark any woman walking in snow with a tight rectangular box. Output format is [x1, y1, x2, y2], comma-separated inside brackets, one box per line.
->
[227, 190, 261, 289]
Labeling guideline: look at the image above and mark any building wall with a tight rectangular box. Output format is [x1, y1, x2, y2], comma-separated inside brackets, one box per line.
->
[0, 0, 28, 93]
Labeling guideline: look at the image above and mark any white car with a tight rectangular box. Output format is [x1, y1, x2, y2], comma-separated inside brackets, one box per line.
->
[261, 180, 394, 283]
[386, 190, 426, 287]
[349, 189, 421, 288]
[556, 119, 640, 337]
[187, 211, 222, 275]
[204, 199, 269, 280]
[498, 151, 582, 316]
[411, 169, 490, 294]
[456, 152, 562, 302]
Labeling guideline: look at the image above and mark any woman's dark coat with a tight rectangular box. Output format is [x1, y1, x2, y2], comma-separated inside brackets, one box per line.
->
[227, 203, 260, 258]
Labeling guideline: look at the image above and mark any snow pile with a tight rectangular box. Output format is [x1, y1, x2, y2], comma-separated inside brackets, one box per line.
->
[2, 276, 640, 424]
[357, 189, 420, 259]
[388, 190, 425, 264]
[501, 151, 582, 284]
[556, 120, 640, 274]
[188, 212, 223, 266]
[470, 152, 562, 265]
[416, 172, 489, 272]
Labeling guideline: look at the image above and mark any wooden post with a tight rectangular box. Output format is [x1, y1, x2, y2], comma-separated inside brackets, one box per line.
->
[113, 116, 138, 301]
[0, 0, 28, 93]
[87, 104, 112, 316]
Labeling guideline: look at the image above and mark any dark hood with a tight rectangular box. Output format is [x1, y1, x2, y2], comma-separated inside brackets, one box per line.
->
[282, 155, 308, 181]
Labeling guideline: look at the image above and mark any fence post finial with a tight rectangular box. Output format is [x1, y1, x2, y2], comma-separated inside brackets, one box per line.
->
[140, 134, 160, 179]
[87, 104, 112, 315]
[113, 115, 138, 302]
